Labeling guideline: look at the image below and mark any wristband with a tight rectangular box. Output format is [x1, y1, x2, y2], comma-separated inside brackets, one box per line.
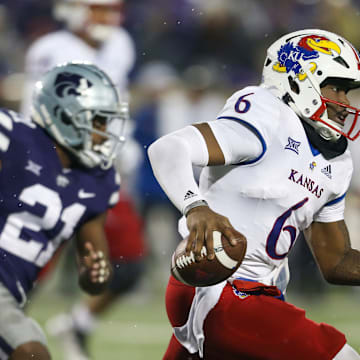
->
[184, 199, 209, 217]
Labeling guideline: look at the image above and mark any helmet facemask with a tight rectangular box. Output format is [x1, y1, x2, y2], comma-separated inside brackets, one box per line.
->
[310, 80, 360, 141]
[65, 107, 127, 169]
[262, 29, 360, 142]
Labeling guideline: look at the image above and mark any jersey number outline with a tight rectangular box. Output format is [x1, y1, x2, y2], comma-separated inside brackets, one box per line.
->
[266, 198, 309, 259]
[0, 184, 86, 266]
[234, 92, 254, 114]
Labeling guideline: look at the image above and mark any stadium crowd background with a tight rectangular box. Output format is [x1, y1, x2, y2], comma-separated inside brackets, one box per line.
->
[1, 0, 360, 105]
[0, 0, 360, 328]
[0, 0, 359, 358]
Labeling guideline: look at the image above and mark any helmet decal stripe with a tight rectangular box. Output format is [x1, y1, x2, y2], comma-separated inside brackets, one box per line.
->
[348, 42, 360, 70]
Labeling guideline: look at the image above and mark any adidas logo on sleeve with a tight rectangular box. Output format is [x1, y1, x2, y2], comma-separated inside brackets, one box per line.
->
[184, 190, 197, 200]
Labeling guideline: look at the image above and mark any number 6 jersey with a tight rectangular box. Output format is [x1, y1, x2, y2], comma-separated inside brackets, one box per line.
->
[178, 85, 353, 292]
[0, 110, 120, 304]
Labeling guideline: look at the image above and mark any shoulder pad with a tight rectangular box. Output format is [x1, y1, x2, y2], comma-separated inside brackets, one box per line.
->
[217, 86, 282, 147]
[0, 109, 35, 155]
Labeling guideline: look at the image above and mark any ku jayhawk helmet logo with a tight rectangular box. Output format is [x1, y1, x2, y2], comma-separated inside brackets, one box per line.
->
[54, 72, 93, 98]
[272, 35, 341, 81]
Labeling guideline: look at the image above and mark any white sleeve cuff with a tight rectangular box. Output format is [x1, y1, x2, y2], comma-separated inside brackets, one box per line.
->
[314, 197, 345, 223]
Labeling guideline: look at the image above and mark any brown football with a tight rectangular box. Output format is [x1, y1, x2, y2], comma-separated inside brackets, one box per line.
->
[171, 231, 246, 287]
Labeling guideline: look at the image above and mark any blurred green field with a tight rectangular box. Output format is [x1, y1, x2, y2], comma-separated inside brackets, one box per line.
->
[288, 289, 360, 352]
[27, 283, 360, 360]
[28, 286, 171, 360]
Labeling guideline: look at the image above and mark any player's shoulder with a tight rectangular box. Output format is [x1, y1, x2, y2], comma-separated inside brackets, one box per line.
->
[217, 85, 284, 142]
[27, 30, 71, 55]
[107, 27, 135, 54]
[0, 108, 36, 134]
[221, 85, 282, 119]
[111, 27, 134, 44]
[0, 109, 39, 155]
[333, 147, 353, 174]
[25, 30, 82, 74]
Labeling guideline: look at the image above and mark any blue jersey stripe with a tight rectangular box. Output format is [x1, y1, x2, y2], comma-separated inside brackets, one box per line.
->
[0, 334, 13, 356]
[325, 193, 346, 206]
[217, 116, 267, 165]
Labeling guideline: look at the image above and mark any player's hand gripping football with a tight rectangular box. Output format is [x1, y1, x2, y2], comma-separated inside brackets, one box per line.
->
[186, 206, 246, 262]
[78, 242, 112, 295]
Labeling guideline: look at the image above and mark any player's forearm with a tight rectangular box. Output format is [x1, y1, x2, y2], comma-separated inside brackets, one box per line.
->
[325, 248, 360, 285]
[76, 214, 109, 256]
[148, 127, 208, 214]
[76, 216, 112, 294]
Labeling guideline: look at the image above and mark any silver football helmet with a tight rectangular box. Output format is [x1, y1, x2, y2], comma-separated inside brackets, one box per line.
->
[262, 29, 360, 141]
[31, 61, 127, 169]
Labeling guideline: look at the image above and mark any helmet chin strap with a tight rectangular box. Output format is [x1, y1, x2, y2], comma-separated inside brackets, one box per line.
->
[310, 117, 341, 141]
[79, 149, 102, 168]
[302, 121, 348, 160]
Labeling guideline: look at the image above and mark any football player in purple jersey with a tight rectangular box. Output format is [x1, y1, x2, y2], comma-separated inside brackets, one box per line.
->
[0, 61, 126, 360]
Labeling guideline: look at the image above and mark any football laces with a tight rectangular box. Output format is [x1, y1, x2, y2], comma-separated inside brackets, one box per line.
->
[176, 247, 207, 269]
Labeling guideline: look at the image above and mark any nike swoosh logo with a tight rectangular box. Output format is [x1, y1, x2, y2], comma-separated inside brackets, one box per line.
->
[78, 189, 96, 199]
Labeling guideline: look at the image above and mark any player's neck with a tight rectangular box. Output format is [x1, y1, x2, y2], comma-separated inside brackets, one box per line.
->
[55, 144, 73, 169]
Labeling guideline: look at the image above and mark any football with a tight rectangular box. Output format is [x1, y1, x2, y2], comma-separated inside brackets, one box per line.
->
[171, 231, 246, 287]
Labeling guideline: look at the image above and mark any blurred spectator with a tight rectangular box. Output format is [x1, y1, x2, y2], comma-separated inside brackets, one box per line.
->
[14, 1, 59, 47]
[131, 62, 183, 286]
[0, 4, 27, 110]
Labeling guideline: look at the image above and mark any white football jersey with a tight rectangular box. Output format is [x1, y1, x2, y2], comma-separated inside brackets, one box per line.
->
[21, 28, 135, 117]
[178, 86, 353, 291]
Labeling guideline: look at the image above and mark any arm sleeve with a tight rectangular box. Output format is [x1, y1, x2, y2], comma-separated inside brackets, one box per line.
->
[208, 119, 263, 165]
[314, 196, 346, 223]
[148, 122, 263, 213]
[148, 125, 208, 214]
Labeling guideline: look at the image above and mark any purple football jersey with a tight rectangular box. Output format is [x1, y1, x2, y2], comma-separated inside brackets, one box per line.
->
[0, 109, 120, 303]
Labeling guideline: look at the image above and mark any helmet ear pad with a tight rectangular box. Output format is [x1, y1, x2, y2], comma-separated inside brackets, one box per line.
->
[288, 76, 300, 95]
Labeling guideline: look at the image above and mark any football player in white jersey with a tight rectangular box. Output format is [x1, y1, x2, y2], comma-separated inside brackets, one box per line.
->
[148, 29, 360, 359]
[20, 1, 144, 359]
[21, 0, 135, 116]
